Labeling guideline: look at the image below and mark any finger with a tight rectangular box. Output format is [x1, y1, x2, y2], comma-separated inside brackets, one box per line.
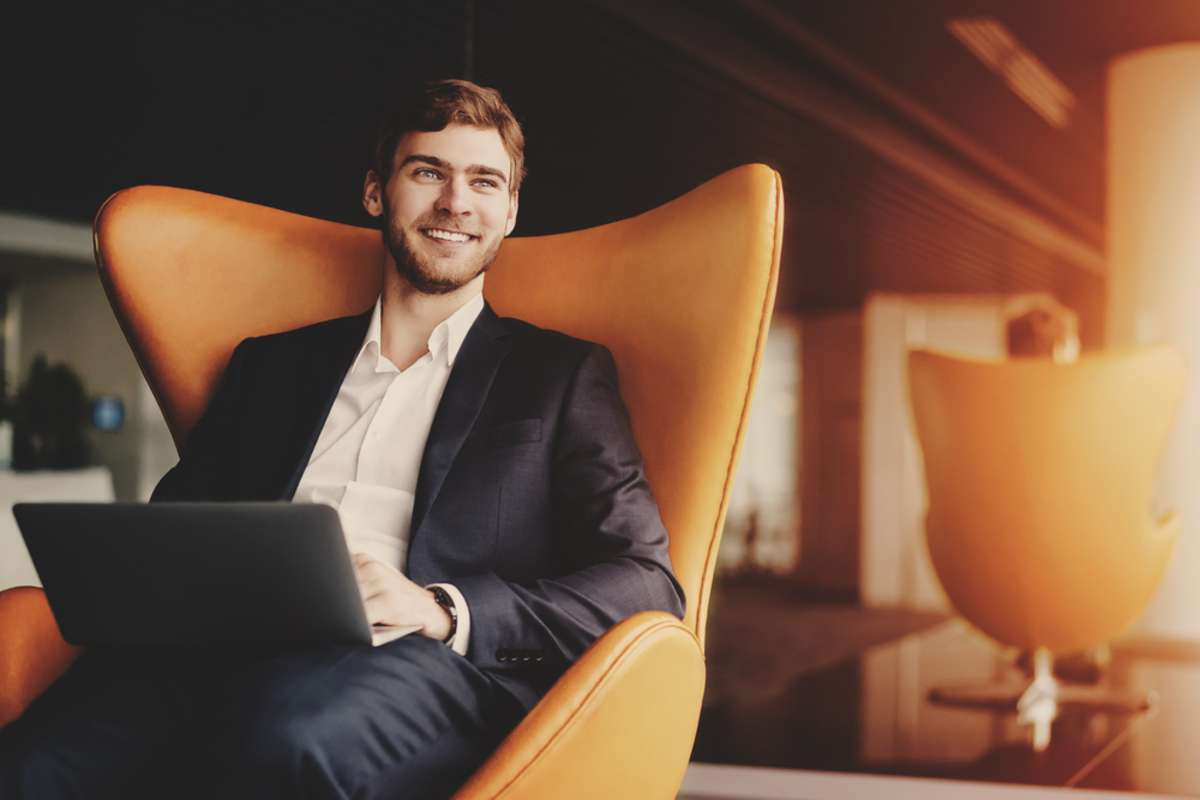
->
[368, 557, 404, 578]
[353, 557, 382, 584]
[363, 594, 389, 626]
[359, 586, 385, 603]
[355, 575, 379, 599]
[356, 559, 407, 592]
[355, 555, 395, 579]
[355, 551, 386, 571]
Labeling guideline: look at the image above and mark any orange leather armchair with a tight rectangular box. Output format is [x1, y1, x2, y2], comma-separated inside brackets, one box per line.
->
[0, 164, 783, 798]
[908, 347, 1184, 749]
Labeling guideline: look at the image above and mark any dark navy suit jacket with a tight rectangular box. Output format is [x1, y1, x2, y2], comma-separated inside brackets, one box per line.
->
[150, 301, 686, 711]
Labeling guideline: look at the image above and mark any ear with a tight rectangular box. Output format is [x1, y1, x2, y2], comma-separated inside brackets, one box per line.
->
[504, 191, 520, 237]
[362, 170, 384, 218]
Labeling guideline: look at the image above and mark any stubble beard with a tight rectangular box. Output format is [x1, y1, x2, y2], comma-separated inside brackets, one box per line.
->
[382, 206, 503, 296]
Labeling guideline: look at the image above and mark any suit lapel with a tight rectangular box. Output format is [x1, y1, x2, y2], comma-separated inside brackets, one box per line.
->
[278, 309, 373, 499]
[411, 302, 510, 536]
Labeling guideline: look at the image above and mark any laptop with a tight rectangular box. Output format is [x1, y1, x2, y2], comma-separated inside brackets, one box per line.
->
[13, 502, 419, 648]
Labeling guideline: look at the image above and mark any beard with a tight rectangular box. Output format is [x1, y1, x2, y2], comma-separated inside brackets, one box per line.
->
[382, 204, 503, 296]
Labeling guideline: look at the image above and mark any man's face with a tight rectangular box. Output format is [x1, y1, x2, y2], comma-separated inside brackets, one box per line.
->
[363, 124, 519, 295]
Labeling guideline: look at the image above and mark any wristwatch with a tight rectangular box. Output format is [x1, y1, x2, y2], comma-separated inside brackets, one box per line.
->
[428, 585, 458, 644]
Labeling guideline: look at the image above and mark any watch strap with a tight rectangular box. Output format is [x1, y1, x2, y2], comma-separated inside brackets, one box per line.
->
[429, 585, 458, 644]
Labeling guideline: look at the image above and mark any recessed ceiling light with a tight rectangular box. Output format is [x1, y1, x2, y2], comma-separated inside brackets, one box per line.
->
[948, 17, 1075, 129]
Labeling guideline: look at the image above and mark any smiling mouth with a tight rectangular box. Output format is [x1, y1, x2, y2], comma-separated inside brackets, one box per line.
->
[420, 227, 478, 244]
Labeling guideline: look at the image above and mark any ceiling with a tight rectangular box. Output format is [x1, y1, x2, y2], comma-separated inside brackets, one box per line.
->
[3, 1, 1198, 243]
[711, 0, 1200, 238]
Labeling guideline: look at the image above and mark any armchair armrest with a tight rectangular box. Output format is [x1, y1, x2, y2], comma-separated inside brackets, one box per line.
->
[0, 586, 81, 727]
[454, 611, 705, 800]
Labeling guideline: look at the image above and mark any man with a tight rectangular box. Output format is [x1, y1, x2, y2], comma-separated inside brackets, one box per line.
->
[1, 79, 685, 799]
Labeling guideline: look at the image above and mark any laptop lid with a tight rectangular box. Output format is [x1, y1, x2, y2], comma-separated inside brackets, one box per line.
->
[14, 502, 378, 647]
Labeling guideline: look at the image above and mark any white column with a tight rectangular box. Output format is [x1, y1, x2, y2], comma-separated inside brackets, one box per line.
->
[1108, 44, 1200, 637]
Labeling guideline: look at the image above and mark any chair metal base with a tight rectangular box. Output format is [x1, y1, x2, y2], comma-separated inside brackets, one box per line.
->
[928, 647, 1155, 752]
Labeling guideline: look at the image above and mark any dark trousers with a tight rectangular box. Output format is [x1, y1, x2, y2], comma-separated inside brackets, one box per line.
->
[0, 636, 526, 800]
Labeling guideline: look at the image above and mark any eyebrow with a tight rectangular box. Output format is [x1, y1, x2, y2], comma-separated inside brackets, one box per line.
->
[399, 154, 509, 186]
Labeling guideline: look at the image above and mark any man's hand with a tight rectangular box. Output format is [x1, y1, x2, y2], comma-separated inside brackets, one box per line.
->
[352, 553, 453, 641]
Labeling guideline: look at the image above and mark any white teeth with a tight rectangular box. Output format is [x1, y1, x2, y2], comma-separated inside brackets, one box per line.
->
[424, 228, 471, 243]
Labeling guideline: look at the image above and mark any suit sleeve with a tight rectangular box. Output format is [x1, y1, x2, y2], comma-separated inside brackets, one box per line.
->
[149, 340, 248, 502]
[453, 344, 686, 673]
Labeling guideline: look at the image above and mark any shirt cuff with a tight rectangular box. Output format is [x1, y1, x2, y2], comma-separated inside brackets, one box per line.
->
[428, 582, 471, 656]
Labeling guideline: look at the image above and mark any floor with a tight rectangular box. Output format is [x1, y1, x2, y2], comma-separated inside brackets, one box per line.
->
[698, 573, 947, 710]
[687, 573, 1200, 797]
[676, 764, 1178, 799]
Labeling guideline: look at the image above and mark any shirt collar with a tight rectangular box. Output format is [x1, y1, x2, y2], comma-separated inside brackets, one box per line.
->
[440, 292, 486, 365]
[357, 292, 485, 373]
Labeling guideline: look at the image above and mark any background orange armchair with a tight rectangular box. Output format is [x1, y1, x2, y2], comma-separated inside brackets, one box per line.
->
[908, 347, 1185, 750]
[0, 164, 782, 798]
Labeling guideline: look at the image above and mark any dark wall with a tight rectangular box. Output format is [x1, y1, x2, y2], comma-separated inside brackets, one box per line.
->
[4, 0, 1103, 330]
[3, 1, 467, 225]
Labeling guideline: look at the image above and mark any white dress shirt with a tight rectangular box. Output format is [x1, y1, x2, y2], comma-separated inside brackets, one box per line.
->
[292, 293, 483, 655]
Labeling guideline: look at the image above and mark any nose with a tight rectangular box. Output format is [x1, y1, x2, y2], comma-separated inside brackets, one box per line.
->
[436, 176, 471, 217]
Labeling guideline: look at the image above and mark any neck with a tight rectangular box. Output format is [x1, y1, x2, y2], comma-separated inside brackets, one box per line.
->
[378, 265, 483, 370]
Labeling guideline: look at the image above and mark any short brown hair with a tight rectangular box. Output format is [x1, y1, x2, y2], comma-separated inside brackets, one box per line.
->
[372, 79, 525, 195]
